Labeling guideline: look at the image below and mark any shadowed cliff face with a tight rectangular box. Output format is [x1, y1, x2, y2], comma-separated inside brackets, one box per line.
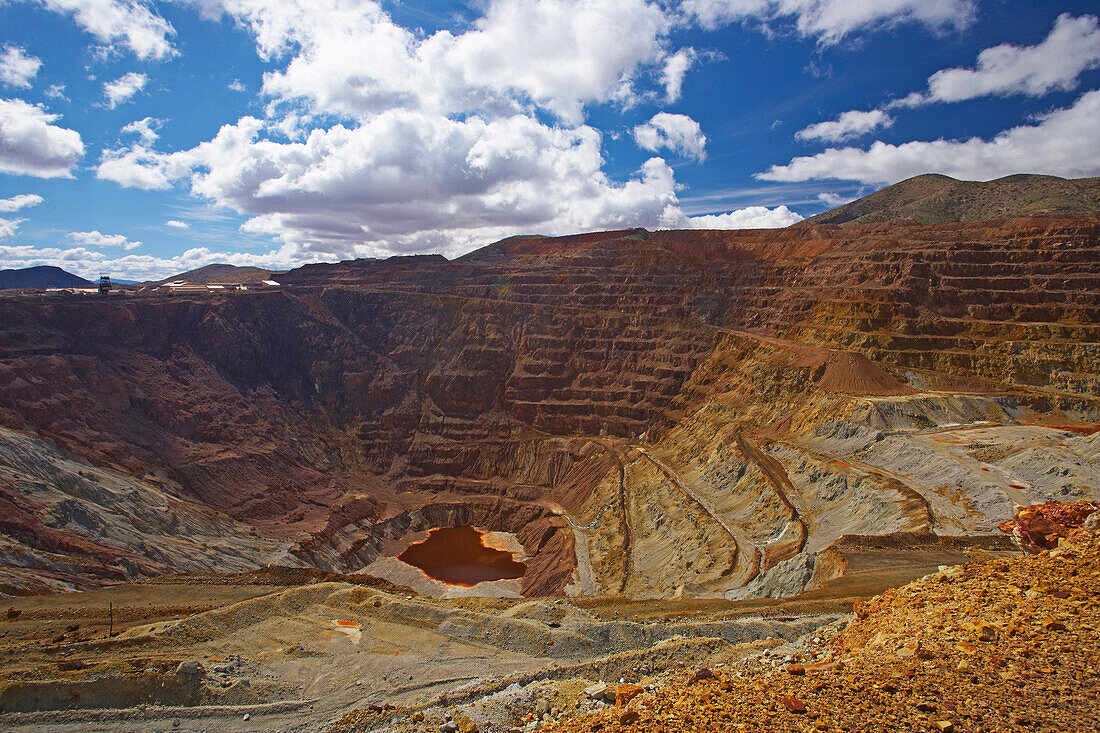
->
[0, 214, 1098, 598]
[0, 287, 717, 595]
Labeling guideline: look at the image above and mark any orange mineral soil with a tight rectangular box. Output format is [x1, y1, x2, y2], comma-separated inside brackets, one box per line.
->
[398, 525, 526, 586]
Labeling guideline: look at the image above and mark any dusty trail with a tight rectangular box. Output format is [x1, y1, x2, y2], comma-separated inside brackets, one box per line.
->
[549, 519, 1100, 733]
[0, 699, 320, 729]
[631, 446, 754, 586]
[779, 440, 938, 534]
[908, 429, 1033, 508]
[561, 512, 597, 595]
[731, 433, 809, 555]
[584, 438, 634, 594]
[0, 573, 846, 733]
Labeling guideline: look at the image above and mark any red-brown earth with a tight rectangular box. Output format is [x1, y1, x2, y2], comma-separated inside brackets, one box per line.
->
[0, 213, 1097, 599]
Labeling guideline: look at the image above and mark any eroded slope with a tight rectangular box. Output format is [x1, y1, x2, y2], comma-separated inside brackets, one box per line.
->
[0, 214, 1097, 599]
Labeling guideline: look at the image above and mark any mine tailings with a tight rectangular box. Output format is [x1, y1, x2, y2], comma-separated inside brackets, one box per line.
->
[398, 525, 527, 586]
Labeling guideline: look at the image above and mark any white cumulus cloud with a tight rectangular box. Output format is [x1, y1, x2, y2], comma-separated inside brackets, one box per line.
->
[37, 0, 176, 60]
[683, 205, 803, 229]
[0, 46, 42, 89]
[897, 13, 1100, 107]
[67, 230, 141, 250]
[103, 72, 147, 108]
[817, 191, 856, 207]
[634, 112, 707, 161]
[121, 116, 161, 145]
[0, 217, 25, 240]
[796, 109, 892, 143]
[97, 143, 178, 189]
[681, 0, 975, 44]
[661, 48, 696, 102]
[98, 111, 690, 258]
[0, 193, 44, 212]
[95, 1, 829, 262]
[165, 219, 189, 229]
[194, 0, 674, 125]
[759, 89, 1100, 184]
[797, 14, 1100, 164]
[0, 98, 84, 177]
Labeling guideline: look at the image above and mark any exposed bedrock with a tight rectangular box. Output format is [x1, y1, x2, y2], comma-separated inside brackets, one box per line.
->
[0, 214, 1097, 597]
[0, 425, 293, 596]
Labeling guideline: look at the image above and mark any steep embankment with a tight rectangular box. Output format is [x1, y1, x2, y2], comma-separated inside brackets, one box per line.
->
[0, 425, 291, 596]
[0, 213, 1098, 599]
[0, 289, 719, 596]
[551, 513, 1100, 733]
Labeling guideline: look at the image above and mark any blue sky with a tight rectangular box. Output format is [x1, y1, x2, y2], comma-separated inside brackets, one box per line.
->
[1, 0, 1099, 279]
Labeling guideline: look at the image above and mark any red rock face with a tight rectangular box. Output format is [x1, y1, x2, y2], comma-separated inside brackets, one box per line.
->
[283, 215, 1100, 397]
[0, 214, 1097, 595]
[0, 485, 165, 595]
[0, 287, 709, 593]
[999, 501, 1100, 552]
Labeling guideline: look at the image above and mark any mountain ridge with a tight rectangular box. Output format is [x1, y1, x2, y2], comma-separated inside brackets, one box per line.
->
[0, 265, 92, 290]
[799, 173, 1100, 226]
[156, 263, 277, 285]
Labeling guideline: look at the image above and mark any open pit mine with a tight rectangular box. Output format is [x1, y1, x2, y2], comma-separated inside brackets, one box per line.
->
[0, 184, 1098, 731]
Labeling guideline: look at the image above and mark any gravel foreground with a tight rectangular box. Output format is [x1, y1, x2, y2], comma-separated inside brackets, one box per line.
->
[547, 523, 1100, 733]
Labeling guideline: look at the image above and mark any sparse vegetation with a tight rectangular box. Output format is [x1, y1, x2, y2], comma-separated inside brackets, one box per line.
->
[801, 174, 1100, 226]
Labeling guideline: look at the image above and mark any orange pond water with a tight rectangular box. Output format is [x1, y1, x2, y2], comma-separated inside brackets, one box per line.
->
[397, 525, 526, 586]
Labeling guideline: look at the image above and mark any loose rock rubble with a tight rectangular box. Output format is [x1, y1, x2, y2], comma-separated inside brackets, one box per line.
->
[547, 522, 1100, 732]
[998, 500, 1100, 552]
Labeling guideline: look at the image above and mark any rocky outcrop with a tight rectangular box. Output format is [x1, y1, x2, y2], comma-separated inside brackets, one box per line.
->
[998, 499, 1100, 552]
[0, 426, 292, 596]
[552, 510, 1100, 733]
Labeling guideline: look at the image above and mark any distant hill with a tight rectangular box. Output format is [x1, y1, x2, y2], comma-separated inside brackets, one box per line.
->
[0, 266, 93, 290]
[157, 264, 277, 285]
[799, 174, 1100, 226]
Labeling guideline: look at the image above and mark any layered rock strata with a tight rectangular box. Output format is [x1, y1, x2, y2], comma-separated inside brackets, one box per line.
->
[0, 214, 1097, 597]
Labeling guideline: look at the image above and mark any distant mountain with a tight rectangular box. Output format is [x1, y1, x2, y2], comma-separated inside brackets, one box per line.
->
[157, 264, 277, 285]
[0, 266, 93, 290]
[799, 174, 1100, 226]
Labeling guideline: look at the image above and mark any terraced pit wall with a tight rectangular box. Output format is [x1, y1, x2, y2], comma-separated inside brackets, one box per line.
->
[0, 214, 1097, 598]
